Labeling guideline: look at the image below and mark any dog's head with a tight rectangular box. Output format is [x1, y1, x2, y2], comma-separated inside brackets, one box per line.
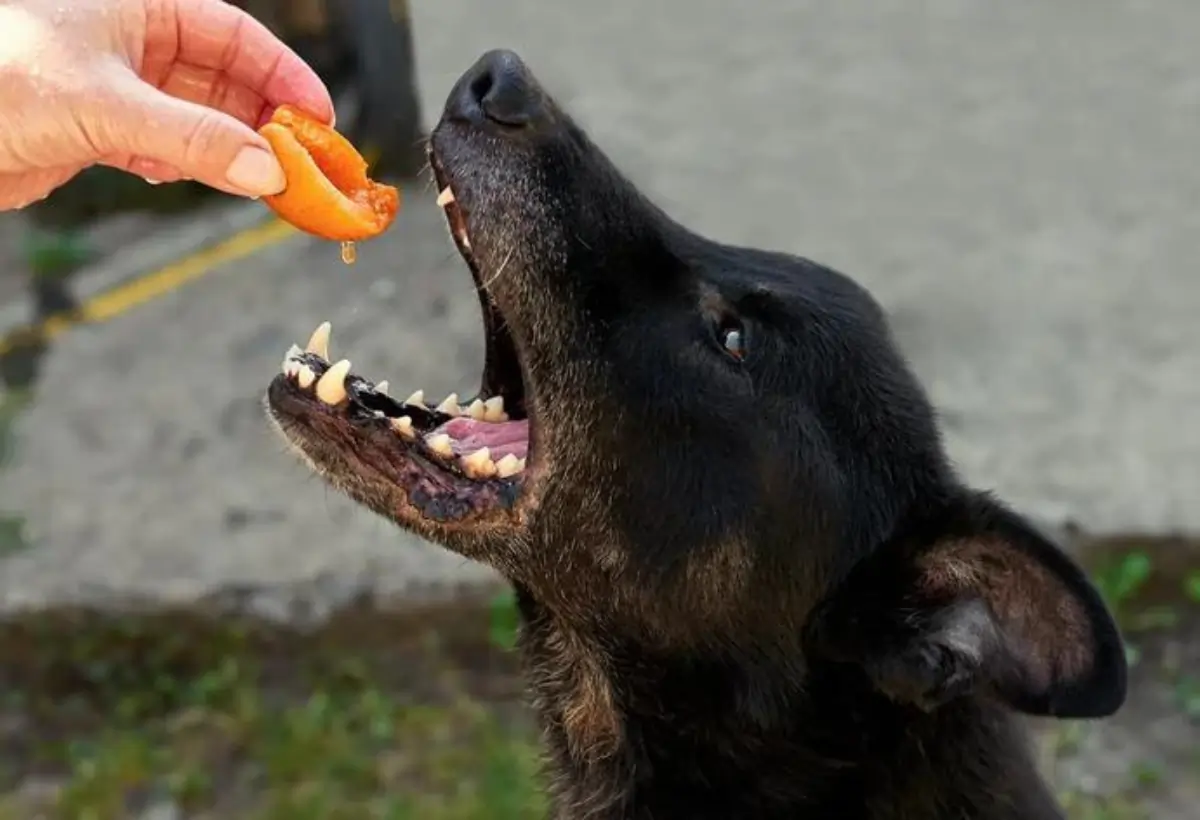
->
[267, 50, 1125, 720]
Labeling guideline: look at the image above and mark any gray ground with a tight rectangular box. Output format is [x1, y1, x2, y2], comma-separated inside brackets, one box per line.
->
[4, 1, 1200, 611]
[0, 0, 1196, 814]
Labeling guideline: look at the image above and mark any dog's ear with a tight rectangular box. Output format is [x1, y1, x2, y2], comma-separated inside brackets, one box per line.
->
[806, 493, 1127, 718]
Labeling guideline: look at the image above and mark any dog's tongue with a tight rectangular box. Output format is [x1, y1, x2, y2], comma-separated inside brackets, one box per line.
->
[431, 417, 530, 460]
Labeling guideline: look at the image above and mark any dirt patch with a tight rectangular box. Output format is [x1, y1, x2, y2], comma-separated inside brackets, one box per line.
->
[0, 539, 1194, 819]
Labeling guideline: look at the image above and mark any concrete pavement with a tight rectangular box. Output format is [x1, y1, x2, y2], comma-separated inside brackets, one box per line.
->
[1, 0, 1199, 615]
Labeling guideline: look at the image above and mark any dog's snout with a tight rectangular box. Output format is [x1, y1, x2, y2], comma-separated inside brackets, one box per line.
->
[446, 49, 542, 128]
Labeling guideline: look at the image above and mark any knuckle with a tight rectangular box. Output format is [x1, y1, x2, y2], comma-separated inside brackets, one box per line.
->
[181, 111, 232, 164]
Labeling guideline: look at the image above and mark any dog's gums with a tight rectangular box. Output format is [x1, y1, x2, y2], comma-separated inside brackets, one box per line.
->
[264, 49, 1126, 820]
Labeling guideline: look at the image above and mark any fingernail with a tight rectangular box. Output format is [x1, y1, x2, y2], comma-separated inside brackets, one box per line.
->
[226, 146, 285, 196]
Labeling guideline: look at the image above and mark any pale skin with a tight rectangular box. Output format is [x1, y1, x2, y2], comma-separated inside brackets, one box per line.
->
[0, 0, 335, 211]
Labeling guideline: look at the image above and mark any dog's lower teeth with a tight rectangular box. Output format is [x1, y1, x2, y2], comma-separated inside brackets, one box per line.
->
[391, 416, 414, 437]
[316, 359, 351, 405]
[375, 380, 389, 395]
[297, 365, 316, 389]
[483, 396, 507, 422]
[427, 433, 454, 457]
[495, 454, 525, 478]
[466, 399, 486, 420]
[461, 446, 496, 478]
[306, 321, 332, 359]
[404, 390, 426, 408]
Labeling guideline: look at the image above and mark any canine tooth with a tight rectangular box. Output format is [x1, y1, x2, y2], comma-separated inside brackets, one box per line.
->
[426, 433, 454, 457]
[404, 390, 426, 408]
[483, 396, 507, 422]
[316, 359, 351, 405]
[374, 380, 389, 395]
[466, 399, 487, 420]
[436, 393, 461, 416]
[306, 321, 332, 359]
[436, 186, 455, 207]
[297, 365, 316, 389]
[495, 453, 523, 478]
[391, 415, 414, 437]
[461, 447, 496, 478]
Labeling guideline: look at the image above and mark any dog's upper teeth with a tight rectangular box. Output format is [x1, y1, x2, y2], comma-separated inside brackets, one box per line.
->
[305, 321, 332, 360]
[483, 396, 507, 422]
[404, 390, 426, 409]
[391, 415, 414, 437]
[495, 454, 525, 478]
[436, 186, 455, 207]
[466, 399, 487, 420]
[297, 365, 317, 389]
[374, 380, 389, 395]
[426, 433, 454, 457]
[316, 359, 351, 405]
[461, 446, 497, 478]
[436, 394, 461, 416]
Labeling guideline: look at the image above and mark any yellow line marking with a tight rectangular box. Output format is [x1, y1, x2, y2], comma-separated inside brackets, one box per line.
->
[0, 217, 299, 357]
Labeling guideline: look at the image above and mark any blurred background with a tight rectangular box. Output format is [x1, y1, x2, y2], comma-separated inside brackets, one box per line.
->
[0, 0, 1197, 817]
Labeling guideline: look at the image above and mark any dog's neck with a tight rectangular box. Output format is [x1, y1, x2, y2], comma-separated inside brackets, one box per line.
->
[516, 591, 1064, 820]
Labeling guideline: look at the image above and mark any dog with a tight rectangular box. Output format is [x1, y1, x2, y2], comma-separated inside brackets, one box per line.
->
[266, 49, 1127, 819]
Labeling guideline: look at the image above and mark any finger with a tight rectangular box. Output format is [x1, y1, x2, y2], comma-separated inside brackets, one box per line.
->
[89, 75, 284, 198]
[144, 0, 334, 124]
[97, 154, 188, 185]
[156, 63, 270, 130]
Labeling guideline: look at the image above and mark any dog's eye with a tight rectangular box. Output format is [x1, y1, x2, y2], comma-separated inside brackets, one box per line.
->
[718, 319, 747, 362]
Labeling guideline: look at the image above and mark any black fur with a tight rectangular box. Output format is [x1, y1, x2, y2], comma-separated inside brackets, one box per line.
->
[268, 49, 1127, 819]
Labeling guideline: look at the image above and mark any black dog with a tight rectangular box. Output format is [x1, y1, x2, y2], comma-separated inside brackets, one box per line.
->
[266, 49, 1126, 819]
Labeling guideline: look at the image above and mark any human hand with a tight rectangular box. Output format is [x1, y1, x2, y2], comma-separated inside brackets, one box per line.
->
[0, 0, 336, 210]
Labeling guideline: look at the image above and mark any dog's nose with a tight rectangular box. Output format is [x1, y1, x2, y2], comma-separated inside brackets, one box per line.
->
[445, 49, 542, 128]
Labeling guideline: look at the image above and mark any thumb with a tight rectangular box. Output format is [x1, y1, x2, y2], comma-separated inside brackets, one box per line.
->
[92, 77, 286, 198]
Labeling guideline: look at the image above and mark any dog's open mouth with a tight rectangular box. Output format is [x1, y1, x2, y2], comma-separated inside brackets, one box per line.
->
[265, 150, 533, 526]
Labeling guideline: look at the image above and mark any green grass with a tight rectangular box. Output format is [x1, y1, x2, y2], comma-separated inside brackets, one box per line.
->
[0, 604, 542, 819]
[1092, 549, 1153, 613]
[25, 685, 542, 819]
[21, 229, 93, 282]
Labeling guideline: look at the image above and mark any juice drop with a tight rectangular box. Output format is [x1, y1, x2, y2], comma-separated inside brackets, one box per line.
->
[340, 241, 357, 265]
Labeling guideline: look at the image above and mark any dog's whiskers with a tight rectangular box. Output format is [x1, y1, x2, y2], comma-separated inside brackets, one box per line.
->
[481, 245, 516, 292]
